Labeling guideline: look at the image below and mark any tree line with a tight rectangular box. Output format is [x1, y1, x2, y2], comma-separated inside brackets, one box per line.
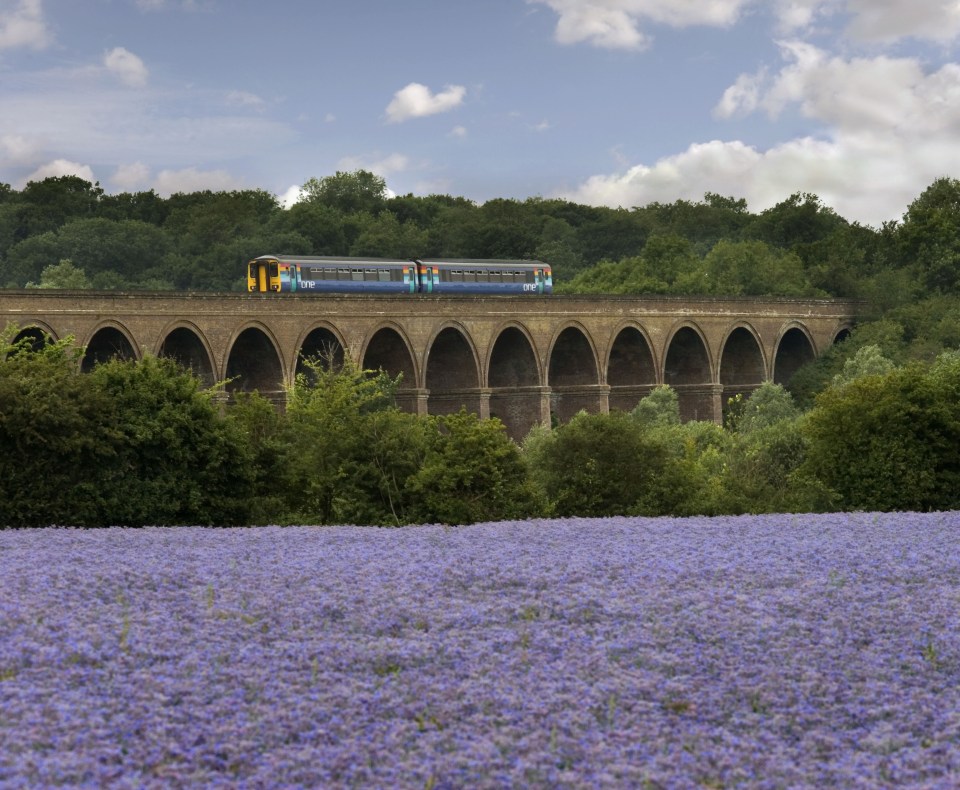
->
[0, 171, 958, 306]
[3, 327, 960, 528]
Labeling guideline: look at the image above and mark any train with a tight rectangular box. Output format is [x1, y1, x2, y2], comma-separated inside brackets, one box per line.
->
[247, 255, 552, 295]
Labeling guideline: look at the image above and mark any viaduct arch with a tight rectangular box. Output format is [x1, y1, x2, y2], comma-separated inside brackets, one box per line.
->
[2, 290, 857, 440]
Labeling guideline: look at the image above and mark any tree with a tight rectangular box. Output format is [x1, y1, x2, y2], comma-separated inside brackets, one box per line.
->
[300, 170, 388, 215]
[831, 345, 895, 388]
[525, 411, 675, 517]
[16, 176, 104, 238]
[26, 259, 91, 289]
[349, 212, 428, 258]
[281, 355, 412, 524]
[405, 410, 542, 525]
[0, 329, 115, 527]
[803, 360, 960, 511]
[631, 385, 680, 428]
[743, 192, 846, 249]
[89, 356, 254, 525]
[735, 381, 799, 434]
[701, 239, 810, 296]
[895, 177, 960, 294]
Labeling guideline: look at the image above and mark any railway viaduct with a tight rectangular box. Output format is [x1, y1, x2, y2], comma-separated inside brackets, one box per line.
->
[1, 290, 857, 439]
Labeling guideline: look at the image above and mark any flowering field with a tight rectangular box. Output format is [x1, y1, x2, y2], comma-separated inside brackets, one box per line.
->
[2, 514, 959, 788]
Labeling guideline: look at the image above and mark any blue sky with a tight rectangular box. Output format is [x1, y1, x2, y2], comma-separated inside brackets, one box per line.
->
[2, 0, 960, 226]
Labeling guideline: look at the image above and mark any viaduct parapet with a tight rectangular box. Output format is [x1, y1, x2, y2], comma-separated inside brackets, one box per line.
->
[1, 290, 857, 439]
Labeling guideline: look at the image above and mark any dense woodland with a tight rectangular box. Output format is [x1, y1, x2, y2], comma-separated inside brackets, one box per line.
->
[3, 171, 960, 526]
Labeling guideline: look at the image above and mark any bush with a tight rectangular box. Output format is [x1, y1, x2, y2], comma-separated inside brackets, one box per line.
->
[803, 357, 960, 511]
[406, 410, 542, 525]
[89, 356, 254, 525]
[525, 411, 681, 517]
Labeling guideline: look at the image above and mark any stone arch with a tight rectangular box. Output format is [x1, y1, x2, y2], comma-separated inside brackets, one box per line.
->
[719, 324, 767, 413]
[7, 321, 58, 354]
[224, 324, 285, 399]
[295, 324, 347, 385]
[425, 324, 482, 416]
[488, 323, 543, 441]
[773, 324, 816, 386]
[81, 322, 140, 372]
[157, 323, 216, 387]
[664, 324, 717, 422]
[548, 323, 603, 424]
[834, 325, 853, 344]
[607, 323, 658, 412]
[361, 324, 420, 413]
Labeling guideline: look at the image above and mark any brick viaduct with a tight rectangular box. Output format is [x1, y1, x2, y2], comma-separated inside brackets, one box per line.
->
[1, 290, 857, 439]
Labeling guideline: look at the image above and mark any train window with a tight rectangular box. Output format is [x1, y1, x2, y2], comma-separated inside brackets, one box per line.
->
[364, 268, 378, 281]
[352, 269, 364, 281]
[337, 267, 349, 280]
[378, 269, 391, 282]
[476, 270, 488, 282]
[488, 270, 500, 281]
[450, 269, 463, 282]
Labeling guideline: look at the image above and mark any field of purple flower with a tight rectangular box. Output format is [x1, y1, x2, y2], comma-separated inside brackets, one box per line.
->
[2, 513, 959, 787]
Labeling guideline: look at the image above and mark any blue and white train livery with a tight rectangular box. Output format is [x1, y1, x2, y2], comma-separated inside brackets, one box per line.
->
[247, 255, 552, 295]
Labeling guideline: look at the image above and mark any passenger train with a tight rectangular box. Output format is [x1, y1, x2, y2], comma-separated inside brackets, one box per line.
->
[247, 255, 552, 295]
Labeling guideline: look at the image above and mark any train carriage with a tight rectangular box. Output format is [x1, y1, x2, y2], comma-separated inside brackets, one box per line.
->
[418, 259, 552, 295]
[248, 255, 552, 295]
[248, 255, 417, 294]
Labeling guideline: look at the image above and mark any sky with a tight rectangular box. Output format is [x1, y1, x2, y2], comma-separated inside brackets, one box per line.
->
[2, 1, 960, 226]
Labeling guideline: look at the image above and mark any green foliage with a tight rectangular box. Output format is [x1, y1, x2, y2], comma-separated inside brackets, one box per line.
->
[0, 334, 253, 527]
[27, 259, 91, 289]
[630, 385, 681, 428]
[524, 411, 679, 517]
[0, 328, 116, 527]
[281, 356, 405, 524]
[701, 240, 812, 296]
[895, 177, 960, 294]
[406, 410, 542, 525]
[831, 345, 895, 387]
[803, 358, 960, 511]
[88, 356, 254, 525]
[736, 382, 799, 434]
[301, 170, 388, 215]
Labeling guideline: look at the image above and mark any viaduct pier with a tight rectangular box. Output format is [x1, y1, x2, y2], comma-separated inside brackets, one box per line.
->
[1, 290, 857, 439]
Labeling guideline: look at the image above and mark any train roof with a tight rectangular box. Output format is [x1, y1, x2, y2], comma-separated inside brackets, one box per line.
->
[418, 258, 547, 267]
[254, 255, 412, 266]
[253, 255, 548, 268]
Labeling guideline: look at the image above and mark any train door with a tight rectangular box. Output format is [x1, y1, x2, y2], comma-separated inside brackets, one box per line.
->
[248, 258, 280, 292]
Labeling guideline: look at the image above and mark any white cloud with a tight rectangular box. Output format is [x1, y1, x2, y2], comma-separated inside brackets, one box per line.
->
[714, 69, 766, 117]
[569, 43, 960, 225]
[529, 0, 750, 50]
[279, 184, 303, 208]
[532, 0, 960, 49]
[773, 0, 960, 41]
[103, 47, 148, 88]
[154, 167, 245, 195]
[385, 83, 466, 123]
[0, 0, 50, 50]
[24, 158, 96, 184]
[845, 0, 960, 42]
[135, 0, 210, 11]
[450, 125, 468, 138]
[226, 90, 266, 110]
[0, 133, 39, 164]
[337, 152, 410, 177]
[111, 161, 151, 190]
